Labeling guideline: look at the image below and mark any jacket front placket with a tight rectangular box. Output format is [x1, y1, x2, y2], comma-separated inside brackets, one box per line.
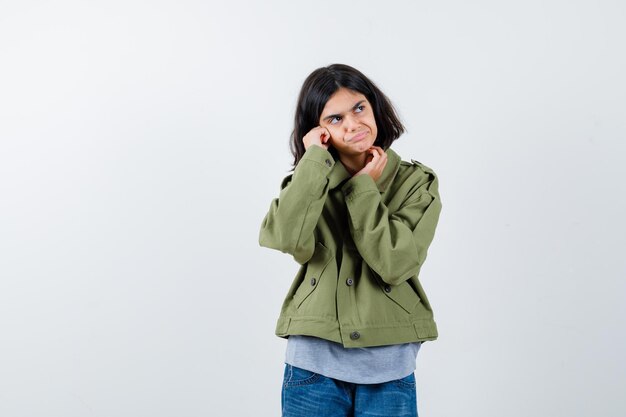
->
[326, 169, 365, 345]
[334, 218, 362, 344]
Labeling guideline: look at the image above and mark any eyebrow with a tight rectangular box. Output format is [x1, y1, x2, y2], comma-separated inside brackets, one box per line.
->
[322, 100, 366, 122]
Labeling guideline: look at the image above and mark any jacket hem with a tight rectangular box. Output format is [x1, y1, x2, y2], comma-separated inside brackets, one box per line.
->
[275, 316, 438, 348]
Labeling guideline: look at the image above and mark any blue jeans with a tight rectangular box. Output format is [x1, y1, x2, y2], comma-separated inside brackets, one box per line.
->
[281, 364, 418, 417]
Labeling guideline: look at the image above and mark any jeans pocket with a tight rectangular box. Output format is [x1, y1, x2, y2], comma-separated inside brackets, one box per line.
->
[393, 372, 416, 389]
[283, 364, 322, 388]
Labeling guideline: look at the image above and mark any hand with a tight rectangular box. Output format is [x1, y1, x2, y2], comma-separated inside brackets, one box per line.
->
[355, 146, 387, 182]
[302, 126, 331, 151]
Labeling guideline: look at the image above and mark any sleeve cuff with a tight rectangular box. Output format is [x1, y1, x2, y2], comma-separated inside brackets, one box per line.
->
[342, 173, 379, 201]
[300, 145, 335, 170]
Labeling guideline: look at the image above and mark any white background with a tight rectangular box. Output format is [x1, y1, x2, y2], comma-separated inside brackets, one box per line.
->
[1, 1, 625, 416]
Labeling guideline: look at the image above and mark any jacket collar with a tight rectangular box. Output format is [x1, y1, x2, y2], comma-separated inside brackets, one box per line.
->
[327, 147, 401, 192]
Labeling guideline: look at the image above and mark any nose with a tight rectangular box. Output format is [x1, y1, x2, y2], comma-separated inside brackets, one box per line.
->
[344, 114, 360, 132]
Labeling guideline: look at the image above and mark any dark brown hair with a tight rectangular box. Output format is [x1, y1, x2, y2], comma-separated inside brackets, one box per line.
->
[289, 64, 405, 169]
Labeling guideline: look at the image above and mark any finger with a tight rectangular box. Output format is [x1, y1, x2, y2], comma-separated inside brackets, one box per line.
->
[372, 147, 383, 161]
[373, 149, 386, 168]
[379, 152, 388, 168]
[321, 129, 330, 143]
[379, 156, 388, 171]
[366, 149, 378, 164]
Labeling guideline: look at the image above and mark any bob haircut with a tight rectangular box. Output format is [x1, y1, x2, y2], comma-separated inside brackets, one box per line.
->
[289, 63, 405, 169]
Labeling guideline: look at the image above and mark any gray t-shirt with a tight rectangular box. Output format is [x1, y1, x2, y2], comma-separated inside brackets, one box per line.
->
[285, 335, 422, 384]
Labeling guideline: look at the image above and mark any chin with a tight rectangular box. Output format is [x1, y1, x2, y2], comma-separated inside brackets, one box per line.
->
[360, 140, 376, 150]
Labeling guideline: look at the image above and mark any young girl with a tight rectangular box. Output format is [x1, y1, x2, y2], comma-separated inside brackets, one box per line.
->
[259, 64, 442, 417]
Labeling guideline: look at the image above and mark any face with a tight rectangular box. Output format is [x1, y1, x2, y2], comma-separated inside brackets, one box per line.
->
[319, 88, 378, 158]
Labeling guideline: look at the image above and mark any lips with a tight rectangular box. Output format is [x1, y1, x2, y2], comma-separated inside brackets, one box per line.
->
[348, 130, 368, 142]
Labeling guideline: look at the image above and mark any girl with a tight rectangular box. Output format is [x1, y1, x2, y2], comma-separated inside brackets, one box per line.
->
[259, 64, 442, 417]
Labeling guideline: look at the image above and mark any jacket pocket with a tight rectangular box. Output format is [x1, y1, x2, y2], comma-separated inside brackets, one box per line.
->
[379, 280, 421, 314]
[292, 242, 333, 309]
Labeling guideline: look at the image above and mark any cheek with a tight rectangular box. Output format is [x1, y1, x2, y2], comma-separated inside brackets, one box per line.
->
[328, 135, 341, 146]
[369, 120, 378, 137]
[368, 116, 378, 130]
[327, 127, 342, 142]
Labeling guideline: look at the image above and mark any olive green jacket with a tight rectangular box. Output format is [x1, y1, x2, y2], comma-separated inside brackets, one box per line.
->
[259, 144, 442, 348]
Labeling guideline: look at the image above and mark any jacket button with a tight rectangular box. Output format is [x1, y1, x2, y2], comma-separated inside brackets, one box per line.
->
[350, 331, 360, 340]
[310, 277, 316, 286]
[384, 285, 392, 293]
[346, 278, 354, 286]
[325, 159, 332, 167]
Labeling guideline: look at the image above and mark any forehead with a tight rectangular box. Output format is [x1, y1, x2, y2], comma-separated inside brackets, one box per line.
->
[321, 88, 368, 115]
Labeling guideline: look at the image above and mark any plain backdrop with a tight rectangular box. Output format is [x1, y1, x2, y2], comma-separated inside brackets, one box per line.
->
[1, 1, 625, 416]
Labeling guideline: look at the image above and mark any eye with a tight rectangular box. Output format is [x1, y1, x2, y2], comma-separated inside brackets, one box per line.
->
[330, 116, 342, 125]
[355, 105, 365, 113]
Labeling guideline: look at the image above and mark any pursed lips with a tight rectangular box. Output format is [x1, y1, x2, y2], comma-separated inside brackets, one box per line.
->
[347, 130, 368, 142]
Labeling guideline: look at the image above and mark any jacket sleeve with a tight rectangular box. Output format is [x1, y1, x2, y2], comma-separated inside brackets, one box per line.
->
[258, 145, 335, 265]
[341, 164, 442, 286]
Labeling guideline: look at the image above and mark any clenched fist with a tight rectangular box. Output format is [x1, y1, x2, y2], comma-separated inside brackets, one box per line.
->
[302, 126, 331, 151]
